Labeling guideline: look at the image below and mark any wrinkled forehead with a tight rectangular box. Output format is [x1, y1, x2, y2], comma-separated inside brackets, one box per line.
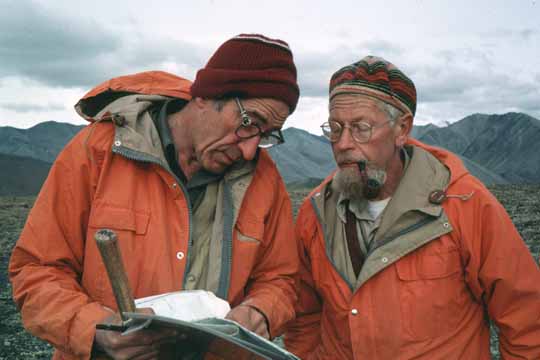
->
[329, 93, 382, 112]
[243, 97, 290, 128]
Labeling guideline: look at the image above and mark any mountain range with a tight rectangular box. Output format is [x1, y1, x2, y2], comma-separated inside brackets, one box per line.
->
[411, 113, 540, 184]
[0, 121, 84, 164]
[1, 112, 539, 195]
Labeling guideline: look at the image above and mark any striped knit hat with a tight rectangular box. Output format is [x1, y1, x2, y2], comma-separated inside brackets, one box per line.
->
[329, 56, 417, 117]
[191, 34, 299, 113]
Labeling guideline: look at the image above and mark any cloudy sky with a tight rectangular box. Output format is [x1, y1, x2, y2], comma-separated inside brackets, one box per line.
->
[1, 0, 539, 134]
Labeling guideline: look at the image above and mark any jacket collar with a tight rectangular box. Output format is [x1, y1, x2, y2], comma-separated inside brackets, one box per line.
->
[374, 145, 450, 242]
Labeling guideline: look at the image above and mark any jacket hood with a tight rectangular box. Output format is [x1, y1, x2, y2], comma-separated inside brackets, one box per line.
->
[75, 71, 192, 121]
[406, 138, 469, 186]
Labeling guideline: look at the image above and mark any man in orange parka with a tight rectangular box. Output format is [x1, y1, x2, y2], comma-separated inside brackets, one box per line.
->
[9, 34, 300, 359]
[284, 56, 540, 359]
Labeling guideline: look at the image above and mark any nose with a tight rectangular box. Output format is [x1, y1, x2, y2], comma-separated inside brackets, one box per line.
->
[237, 136, 260, 161]
[333, 126, 356, 153]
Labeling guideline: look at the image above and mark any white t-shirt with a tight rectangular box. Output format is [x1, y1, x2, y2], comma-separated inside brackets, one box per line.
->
[367, 197, 391, 220]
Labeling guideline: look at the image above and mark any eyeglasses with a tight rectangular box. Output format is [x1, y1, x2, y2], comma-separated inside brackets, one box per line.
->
[320, 119, 393, 143]
[234, 98, 285, 148]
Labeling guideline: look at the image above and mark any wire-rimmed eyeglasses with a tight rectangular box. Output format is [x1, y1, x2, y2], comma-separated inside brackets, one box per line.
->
[234, 98, 285, 149]
[320, 119, 393, 143]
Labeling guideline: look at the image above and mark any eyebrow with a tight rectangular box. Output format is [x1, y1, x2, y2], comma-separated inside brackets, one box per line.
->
[247, 109, 270, 127]
[329, 115, 369, 123]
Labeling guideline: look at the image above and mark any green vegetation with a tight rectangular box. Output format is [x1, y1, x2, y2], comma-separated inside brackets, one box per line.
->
[1, 185, 539, 359]
[0, 197, 53, 359]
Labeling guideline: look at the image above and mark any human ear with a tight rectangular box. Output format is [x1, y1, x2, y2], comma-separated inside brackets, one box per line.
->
[193, 97, 209, 109]
[395, 114, 413, 147]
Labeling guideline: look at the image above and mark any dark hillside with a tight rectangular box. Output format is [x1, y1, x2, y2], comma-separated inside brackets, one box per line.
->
[0, 121, 84, 163]
[0, 154, 51, 196]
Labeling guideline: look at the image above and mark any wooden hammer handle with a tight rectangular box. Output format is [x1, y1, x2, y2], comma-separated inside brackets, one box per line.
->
[95, 229, 136, 321]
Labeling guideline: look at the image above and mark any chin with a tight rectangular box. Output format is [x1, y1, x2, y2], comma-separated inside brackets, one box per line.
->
[201, 161, 229, 175]
[333, 167, 364, 200]
[203, 165, 225, 174]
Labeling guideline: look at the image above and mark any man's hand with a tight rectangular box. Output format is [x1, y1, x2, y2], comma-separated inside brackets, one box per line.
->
[93, 307, 178, 360]
[225, 304, 270, 339]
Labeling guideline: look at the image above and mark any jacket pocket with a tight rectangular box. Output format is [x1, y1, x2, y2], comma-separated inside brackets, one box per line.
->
[85, 202, 151, 305]
[235, 215, 264, 243]
[88, 203, 150, 235]
[395, 248, 465, 341]
[232, 216, 265, 291]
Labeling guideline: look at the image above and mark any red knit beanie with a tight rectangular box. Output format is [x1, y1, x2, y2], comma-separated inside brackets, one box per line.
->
[190, 34, 300, 113]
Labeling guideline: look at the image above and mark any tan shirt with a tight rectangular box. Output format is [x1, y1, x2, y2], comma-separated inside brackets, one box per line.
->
[336, 195, 386, 255]
[183, 182, 222, 294]
[183, 160, 256, 295]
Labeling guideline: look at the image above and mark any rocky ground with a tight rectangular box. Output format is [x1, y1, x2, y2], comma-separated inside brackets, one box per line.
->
[1, 185, 539, 359]
[0, 197, 53, 359]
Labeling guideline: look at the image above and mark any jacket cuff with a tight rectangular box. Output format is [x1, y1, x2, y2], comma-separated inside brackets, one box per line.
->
[240, 296, 293, 339]
[244, 304, 270, 335]
[68, 303, 112, 358]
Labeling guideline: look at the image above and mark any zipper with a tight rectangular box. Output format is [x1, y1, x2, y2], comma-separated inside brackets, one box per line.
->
[366, 216, 437, 256]
[216, 180, 234, 300]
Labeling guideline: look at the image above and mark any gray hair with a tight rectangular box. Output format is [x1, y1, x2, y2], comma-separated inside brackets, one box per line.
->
[375, 100, 403, 124]
[212, 98, 229, 112]
[205, 97, 236, 112]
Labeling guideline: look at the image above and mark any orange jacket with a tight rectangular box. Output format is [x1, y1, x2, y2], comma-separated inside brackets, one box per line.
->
[9, 71, 298, 359]
[285, 139, 540, 359]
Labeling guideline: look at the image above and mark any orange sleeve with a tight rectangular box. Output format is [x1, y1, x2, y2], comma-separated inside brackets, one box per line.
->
[458, 182, 540, 358]
[284, 202, 323, 359]
[8, 125, 112, 358]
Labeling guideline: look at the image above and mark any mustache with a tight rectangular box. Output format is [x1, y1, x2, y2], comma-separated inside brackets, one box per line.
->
[335, 153, 364, 164]
[334, 157, 387, 200]
[336, 154, 379, 169]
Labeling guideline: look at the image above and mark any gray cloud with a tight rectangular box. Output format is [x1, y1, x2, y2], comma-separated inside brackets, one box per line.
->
[519, 28, 538, 40]
[2, 2, 539, 124]
[410, 47, 494, 101]
[481, 27, 539, 41]
[409, 46, 540, 115]
[0, 1, 208, 88]
[413, 56, 540, 124]
[296, 41, 403, 97]
[295, 42, 540, 122]
[0, 102, 65, 113]
[0, 1, 120, 86]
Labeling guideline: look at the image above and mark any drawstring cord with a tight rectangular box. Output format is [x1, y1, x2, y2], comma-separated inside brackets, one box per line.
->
[429, 190, 475, 204]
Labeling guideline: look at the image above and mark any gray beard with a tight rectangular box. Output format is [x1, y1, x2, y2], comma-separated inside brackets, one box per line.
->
[333, 164, 387, 201]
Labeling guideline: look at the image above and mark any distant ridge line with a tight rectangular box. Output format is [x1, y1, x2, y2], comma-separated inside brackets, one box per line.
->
[0, 112, 539, 195]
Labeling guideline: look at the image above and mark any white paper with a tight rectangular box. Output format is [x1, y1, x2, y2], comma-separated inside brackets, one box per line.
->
[135, 290, 231, 322]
